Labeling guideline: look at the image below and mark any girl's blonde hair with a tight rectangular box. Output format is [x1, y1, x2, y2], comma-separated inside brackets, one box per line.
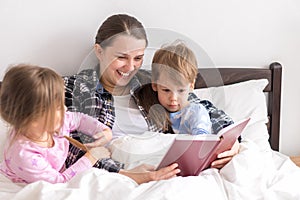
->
[0, 64, 65, 142]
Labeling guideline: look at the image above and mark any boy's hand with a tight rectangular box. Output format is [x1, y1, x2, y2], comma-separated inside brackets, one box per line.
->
[211, 140, 240, 168]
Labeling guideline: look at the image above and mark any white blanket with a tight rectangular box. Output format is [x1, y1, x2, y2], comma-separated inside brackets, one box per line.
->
[1, 79, 299, 199]
[1, 141, 299, 200]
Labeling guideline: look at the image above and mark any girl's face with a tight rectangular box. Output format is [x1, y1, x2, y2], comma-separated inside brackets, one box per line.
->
[95, 35, 146, 91]
[152, 74, 193, 113]
[30, 106, 66, 135]
[53, 105, 66, 132]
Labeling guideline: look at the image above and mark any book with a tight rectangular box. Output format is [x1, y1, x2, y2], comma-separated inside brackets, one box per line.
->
[156, 118, 250, 176]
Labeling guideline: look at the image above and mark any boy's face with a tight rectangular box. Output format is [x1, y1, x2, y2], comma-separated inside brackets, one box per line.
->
[152, 74, 193, 113]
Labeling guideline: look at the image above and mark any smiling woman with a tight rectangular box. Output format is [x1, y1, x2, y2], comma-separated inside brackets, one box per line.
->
[63, 13, 238, 184]
[63, 13, 181, 184]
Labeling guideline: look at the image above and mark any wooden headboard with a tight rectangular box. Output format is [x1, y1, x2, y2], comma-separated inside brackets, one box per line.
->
[194, 62, 282, 151]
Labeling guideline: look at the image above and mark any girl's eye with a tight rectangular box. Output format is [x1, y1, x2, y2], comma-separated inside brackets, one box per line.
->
[178, 89, 186, 93]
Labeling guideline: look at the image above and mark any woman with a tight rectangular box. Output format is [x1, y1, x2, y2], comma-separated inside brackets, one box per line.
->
[64, 14, 238, 183]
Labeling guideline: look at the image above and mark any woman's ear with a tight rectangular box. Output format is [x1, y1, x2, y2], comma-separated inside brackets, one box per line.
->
[152, 83, 158, 91]
[94, 44, 103, 60]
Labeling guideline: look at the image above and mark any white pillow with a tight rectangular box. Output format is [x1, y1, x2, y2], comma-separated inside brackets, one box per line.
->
[193, 79, 271, 150]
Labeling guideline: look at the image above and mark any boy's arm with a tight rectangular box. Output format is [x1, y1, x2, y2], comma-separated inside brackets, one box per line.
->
[188, 92, 234, 134]
[188, 104, 212, 135]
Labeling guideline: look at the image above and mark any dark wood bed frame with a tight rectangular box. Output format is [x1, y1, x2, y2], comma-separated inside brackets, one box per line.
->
[194, 62, 282, 151]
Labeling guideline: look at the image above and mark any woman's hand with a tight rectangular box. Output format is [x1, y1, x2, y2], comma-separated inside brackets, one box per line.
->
[119, 163, 180, 185]
[85, 128, 112, 148]
[211, 140, 240, 169]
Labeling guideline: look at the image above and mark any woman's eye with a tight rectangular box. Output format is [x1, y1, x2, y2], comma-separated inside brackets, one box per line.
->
[135, 56, 143, 61]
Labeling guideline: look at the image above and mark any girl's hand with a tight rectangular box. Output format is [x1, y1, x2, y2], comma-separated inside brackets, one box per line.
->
[211, 140, 240, 169]
[85, 128, 112, 148]
[89, 146, 111, 160]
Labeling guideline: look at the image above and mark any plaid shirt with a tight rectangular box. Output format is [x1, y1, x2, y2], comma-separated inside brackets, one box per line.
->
[63, 69, 234, 171]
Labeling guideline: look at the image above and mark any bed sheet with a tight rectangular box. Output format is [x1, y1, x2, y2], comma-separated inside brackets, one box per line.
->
[1, 140, 299, 200]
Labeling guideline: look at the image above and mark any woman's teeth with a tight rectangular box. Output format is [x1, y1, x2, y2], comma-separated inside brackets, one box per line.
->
[118, 70, 130, 77]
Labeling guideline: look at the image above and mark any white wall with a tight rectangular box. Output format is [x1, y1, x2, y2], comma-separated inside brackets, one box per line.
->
[0, 0, 299, 156]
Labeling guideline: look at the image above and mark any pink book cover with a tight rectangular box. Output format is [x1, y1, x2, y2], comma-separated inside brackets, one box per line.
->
[157, 118, 250, 176]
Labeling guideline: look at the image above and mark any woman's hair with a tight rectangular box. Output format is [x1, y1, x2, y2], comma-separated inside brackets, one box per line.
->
[138, 41, 199, 132]
[95, 14, 148, 48]
[0, 64, 65, 142]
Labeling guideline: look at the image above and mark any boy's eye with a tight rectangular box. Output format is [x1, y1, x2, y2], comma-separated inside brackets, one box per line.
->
[178, 89, 186, 93]
[162, 88, 170, 92]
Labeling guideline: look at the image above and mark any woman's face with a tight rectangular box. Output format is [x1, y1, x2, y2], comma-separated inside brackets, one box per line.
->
[96, 35, 146, 90]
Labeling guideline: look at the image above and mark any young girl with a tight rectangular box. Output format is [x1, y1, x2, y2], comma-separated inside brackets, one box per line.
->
[139, 41, 212, 135]
[0, 64, 113, 184]
[0, 64, 180, 184]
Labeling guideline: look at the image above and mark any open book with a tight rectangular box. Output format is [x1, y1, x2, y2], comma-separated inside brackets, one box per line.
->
[156, 118, 250, 176]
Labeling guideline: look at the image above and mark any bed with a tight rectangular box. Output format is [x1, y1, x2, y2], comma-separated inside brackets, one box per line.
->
[1, 62, 300, 200]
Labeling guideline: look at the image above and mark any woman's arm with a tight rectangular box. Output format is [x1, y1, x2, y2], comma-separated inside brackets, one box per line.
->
[63, 74, 80, 112]
[63, 69, 99, 114]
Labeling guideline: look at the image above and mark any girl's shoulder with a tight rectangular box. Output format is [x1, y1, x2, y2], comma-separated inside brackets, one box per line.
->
[5, 137, 45, 158]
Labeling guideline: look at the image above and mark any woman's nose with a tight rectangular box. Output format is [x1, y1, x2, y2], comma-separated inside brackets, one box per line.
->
[125, 59, 135, 71]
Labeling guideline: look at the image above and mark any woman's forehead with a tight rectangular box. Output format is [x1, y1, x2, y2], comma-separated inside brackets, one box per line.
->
[109, 35, 146, 54]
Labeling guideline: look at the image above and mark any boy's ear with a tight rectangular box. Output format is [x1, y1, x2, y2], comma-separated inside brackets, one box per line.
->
[152, 83, 158, 91]
[190, 80, 195, 91]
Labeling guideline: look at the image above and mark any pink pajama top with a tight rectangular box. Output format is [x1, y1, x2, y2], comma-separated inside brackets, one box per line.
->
[0, 111, 108, 184]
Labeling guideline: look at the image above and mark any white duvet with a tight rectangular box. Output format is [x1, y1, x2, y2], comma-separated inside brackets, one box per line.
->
[1, 140, 299, 200]
[1, 79, 299, 199]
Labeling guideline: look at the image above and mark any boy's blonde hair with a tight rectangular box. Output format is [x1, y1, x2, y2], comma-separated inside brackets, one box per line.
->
[151, 40, 198, 86]
[0, 64, 65, 142]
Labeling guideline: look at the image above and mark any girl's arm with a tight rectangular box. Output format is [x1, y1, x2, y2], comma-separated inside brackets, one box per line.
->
[65, 111, 112, 147]
[6, 141, 95, 184]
